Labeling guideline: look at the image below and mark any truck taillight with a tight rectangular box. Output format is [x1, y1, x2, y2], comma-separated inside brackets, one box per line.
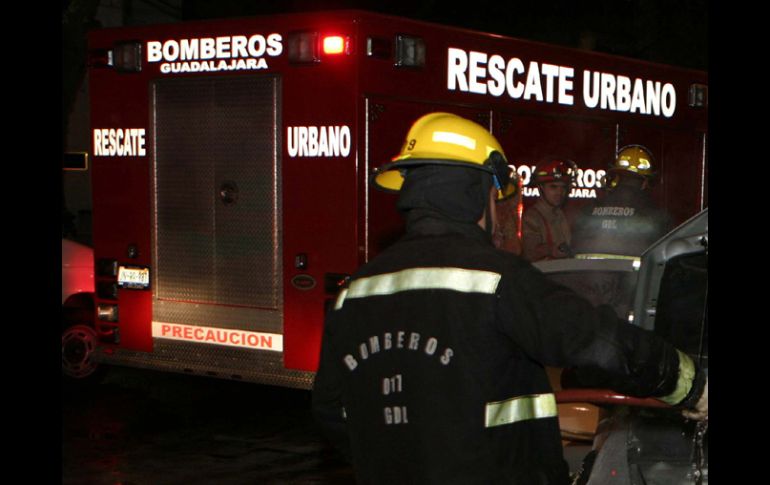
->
[97, 304, 119, 322]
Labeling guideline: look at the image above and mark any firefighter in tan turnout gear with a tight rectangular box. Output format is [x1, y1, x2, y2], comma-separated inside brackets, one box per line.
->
[311, 113, 707, 484]
[521, 159, 577, 262]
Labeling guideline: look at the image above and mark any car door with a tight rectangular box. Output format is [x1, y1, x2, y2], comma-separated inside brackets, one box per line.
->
[581, 209, 708, 485]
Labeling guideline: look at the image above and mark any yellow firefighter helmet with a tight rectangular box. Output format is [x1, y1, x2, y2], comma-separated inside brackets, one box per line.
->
[610, 145, 656, 178]
[372, 112, 517, 199]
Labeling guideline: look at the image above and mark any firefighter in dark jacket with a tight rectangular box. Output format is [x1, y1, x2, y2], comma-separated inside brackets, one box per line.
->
[311, 113, 707, 485]
[571, 145, 673, 258]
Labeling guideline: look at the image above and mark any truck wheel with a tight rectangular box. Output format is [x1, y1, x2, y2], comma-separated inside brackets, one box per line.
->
[61, 324, 103, 382]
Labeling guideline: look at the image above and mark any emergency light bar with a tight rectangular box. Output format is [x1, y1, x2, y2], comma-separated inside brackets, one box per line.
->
[689, 84, 708, 108]
[113, 41, 142, 72]
[288, 31, 320, 63]
[395, 35, 425, 68]
[366, 37, 391, 59]
[88, 41, 142, 72]
[323, 35, 347, 54]
[365, 35, 425, 68]
[288, 31, 424, 66]
[288, 31, 351, 63]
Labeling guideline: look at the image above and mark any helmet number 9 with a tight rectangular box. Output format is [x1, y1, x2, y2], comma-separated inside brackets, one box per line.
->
[407, 139, 417, 151]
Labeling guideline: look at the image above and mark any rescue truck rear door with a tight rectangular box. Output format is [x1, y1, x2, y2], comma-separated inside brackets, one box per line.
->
[147, 73, 314, 385]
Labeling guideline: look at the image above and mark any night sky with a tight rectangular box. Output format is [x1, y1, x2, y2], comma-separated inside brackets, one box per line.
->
[180, 0, 709, 71]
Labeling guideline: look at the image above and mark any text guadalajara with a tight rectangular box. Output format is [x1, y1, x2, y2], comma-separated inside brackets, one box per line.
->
[447, 47, 677, 118]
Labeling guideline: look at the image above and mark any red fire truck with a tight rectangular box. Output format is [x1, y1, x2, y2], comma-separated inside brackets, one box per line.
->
[66, 10, 707, 390]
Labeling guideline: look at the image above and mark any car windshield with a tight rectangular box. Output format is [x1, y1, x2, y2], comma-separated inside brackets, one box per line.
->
[549, 270, 637, 321]
[534, 259, 639, 323]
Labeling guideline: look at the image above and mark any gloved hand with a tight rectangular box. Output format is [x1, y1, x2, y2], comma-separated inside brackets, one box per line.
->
[682, 377, 708, 421]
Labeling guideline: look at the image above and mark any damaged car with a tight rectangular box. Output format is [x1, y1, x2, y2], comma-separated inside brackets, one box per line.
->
[534, 209, 708, 484]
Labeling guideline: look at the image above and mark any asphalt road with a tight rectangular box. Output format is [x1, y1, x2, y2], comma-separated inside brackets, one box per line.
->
[62, 367, 356, 485]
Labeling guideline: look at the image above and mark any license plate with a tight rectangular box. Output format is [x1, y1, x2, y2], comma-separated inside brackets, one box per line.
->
[118, 266, 150, 289]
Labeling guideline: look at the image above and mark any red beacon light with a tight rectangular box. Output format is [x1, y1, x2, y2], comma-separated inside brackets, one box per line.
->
[323, 35, 348, 55]
[288, 31, 350, 63]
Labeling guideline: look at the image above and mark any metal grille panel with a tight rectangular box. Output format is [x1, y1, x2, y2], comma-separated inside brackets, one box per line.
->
[152, 76, 281, 318]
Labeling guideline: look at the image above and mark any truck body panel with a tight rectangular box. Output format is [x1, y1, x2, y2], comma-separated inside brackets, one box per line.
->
[87, 10, 707, 388]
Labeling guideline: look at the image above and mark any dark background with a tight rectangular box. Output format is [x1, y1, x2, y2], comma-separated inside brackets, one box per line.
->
[54, 3, 731, 482]
[179, 0, 709, 70]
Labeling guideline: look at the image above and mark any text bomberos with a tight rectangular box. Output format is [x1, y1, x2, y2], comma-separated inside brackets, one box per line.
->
[146, 33, 283, 74]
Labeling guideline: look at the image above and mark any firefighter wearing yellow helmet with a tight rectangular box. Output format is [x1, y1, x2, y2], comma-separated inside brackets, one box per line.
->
[571, 144, 673, 258]
[606, 144, 656, 188]
[312, 118, 707, 485]
[372, 112, 518, 200]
